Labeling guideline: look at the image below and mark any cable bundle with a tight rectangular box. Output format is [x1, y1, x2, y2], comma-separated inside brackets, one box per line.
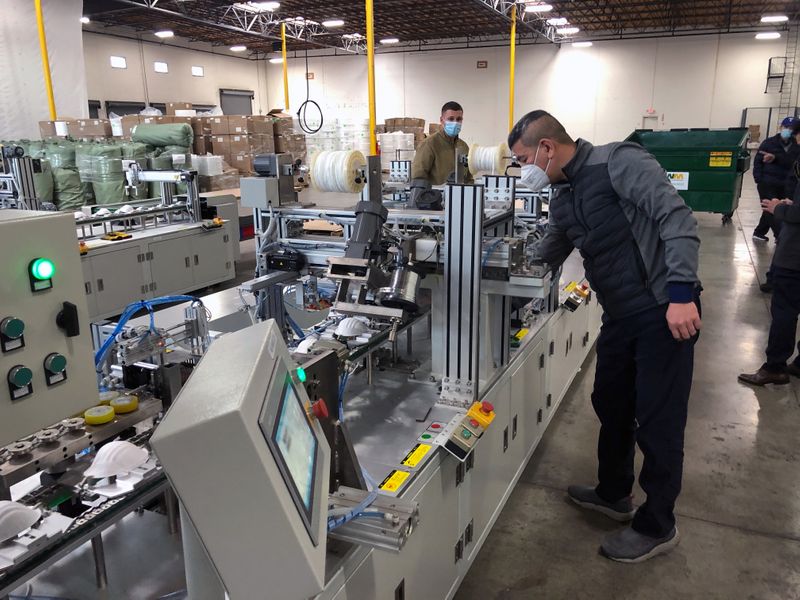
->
[310, 150, 367, 193]
[468, 142, 512, 176]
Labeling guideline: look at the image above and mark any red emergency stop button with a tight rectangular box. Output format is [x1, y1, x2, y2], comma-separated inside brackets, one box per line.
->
[480, 401, 494, 414]
[469, 418, 480, 428]
[311, 399, 329, 420]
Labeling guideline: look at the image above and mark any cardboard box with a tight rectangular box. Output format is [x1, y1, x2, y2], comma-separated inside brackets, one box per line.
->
[174, 109, 197, 117]
[199, 169, 240, 193]
[156, 116, 176, 124]
[210, 135, 230, 157]
[166, 102, 193, 115]
[250, 134, 275, 154]
[170, 116, 193, 128]
[68, 119, 112, 138]
[748, 124, 761, 143]
[120, 115, 142, 138]
[208, 116, 229, 135]
[140, 115, 160, 125]
[228, 134, 251, 156]
[268, 109, 295, 137]
[226, 116, 275, 135]
[39, 120, 73, 139]
[275, 133, 307, 162]
[429, 123, 441, 135]
[404, 117, 425, 128]
[231, 153, 255, 174]
[191, 117, 210, 137]
[193, 135, 213, 155]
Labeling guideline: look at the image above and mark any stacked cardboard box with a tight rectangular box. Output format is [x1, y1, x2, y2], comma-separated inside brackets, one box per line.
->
[275, 133, 307, 163]
[198, 168, 240, 193]
[166, 102, 193, 115]
[210, 132, 276, 173]
[120, 115, 142, 138]
[38, 120, 74, 139]
[67, 119, 113, 139]
[385, 117, 426, 148]
[429, 123, 442, 135]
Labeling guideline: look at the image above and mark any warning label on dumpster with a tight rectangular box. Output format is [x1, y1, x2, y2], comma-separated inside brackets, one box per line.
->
[667, 171, 690, 190]
[709, 151, 733, 167]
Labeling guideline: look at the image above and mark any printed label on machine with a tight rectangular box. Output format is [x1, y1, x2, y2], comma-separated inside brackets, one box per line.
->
[401, 443, 432, 469]
[666, 171, 690, 190]
[709, 151, 732, 168]
[379, 469, 411, 493]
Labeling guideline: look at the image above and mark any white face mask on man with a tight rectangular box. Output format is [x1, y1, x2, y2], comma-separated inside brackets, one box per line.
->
[520, 143, 552, 191]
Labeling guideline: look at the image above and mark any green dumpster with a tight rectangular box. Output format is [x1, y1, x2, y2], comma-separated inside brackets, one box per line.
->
[625, 128, 751, 224]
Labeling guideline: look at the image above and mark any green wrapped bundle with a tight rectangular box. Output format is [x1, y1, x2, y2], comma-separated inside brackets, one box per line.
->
[53, 167, 84, 210]
[132, 123, 194, 147]
[74, 142, 97, 202]
[33, 159, 54, 202]
[44, 141, 76, 168]
[91, 156, 127, 205]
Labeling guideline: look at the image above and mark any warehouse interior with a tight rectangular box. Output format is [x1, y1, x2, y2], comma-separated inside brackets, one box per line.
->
[0, 0, 799, 599]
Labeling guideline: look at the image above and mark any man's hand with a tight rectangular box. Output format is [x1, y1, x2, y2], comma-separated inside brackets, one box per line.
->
[761, 198, 784, 214]
[666, 302, 701, 341]
[759, 151, 776, 163]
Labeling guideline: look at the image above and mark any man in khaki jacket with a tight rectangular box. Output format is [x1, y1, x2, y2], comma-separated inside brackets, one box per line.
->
[409, 101, 472, 209]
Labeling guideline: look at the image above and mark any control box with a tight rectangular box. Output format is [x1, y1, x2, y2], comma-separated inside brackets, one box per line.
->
[0, 211, 97, 446]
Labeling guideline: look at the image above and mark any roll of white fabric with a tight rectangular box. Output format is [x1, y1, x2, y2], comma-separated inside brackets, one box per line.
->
[468, 143, 512, 175]
[310, 150, 367, 193]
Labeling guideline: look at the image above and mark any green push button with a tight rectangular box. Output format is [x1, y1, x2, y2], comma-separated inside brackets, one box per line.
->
[44, 353, 67, 374]
[420, 433, 432, 440]
[30, 258, 56, 281]
[0, 317, 24, 339]
[8, 366, 32, 388]
[461, 429, 472, 440]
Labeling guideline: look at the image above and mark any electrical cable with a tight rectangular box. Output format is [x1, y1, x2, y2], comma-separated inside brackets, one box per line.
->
[482, 239, 505, 268]
[285, 312, 306, 341]
[296, 49, 323, 134]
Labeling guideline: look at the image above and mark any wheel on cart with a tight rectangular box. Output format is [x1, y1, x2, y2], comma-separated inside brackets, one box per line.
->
[721, 212, 733, 225]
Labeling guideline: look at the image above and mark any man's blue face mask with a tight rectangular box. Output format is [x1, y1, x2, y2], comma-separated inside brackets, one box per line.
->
[781, 128, 793, 140]
[443, 121, 462, 137]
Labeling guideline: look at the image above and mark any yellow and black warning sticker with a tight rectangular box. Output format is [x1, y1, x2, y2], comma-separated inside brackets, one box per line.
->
[709, 151, 733, 168]
[401, 443, 432, 469]
[379, 469, 411, 492]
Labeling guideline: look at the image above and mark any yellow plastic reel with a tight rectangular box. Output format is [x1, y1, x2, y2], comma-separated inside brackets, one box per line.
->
[110, 394, 139, 414]
[84, 405, 115, 426]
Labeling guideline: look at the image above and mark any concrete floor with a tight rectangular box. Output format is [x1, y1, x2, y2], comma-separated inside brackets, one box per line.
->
[455, 178, 800, 600]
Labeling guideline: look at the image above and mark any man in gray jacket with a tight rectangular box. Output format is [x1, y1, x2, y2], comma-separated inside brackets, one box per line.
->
[508, 111, 701, 562]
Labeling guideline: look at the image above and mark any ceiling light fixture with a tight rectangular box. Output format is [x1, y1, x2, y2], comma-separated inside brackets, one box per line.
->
[230, 45, 248, 52]
[322, 19, 345, 28]
[154, 30, 174, 38]
[80, 16, 90, 24]
[269, 57, 284, 63]
[755, 32, 781, 39]
[380, 37, 400, 44]
[761, 15, 789, 23]
[556, 26, 580, 35]
[525, 3, 553, 12]
[546, 17, 568, 26]
[343, 33, 364, 40]
[573, 41, 593, 47]
[236, 1, 280, 12]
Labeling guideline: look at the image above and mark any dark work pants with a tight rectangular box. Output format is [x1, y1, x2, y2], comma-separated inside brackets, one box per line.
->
[764, 267, 800, 373]
[592, 298, 699, 538]
[755, 182, 785, 238]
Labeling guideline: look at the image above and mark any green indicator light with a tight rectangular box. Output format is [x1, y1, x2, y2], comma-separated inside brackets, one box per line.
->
[421, 434, 431, 440]
[296, 367, 307, 383]
[31, 258, 55, 281]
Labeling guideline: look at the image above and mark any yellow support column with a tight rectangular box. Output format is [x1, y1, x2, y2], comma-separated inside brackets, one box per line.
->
[508, 5, 517, 132]
[35, 0, 57, 120]
[281, 23, 290, 110]
[366, 0, 377, 155]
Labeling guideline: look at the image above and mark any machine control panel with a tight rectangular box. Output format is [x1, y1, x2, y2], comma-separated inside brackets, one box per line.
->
[0, 211, 97, 447]
[436, 401, 497, 461]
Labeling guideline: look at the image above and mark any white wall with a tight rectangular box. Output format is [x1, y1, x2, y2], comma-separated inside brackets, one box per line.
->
[267, 33, 787, 146]
[82, 32, 271, 115]
[0, 0, 87, 139]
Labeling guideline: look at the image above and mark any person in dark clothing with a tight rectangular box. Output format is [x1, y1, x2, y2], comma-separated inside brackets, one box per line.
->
[739, 183, 800, 386]
[508, 110, 701, 563]
[752, 117, 800, 242]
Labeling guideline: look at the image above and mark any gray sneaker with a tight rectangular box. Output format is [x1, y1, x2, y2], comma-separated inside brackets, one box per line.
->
[567, 485, 635, 522]
[600, 526, 679, 563]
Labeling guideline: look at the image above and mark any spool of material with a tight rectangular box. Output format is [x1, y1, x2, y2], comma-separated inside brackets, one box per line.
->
[98, 391, 120, 405]
[310, 150, 366, 193]
[110, 394, 139, 414]
[84, 405, 115, 425]
[468, 143, 511, 176]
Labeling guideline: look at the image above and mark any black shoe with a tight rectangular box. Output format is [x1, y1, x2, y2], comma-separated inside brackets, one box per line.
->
[600, 526, 680, 563]
[787, 363, 800, 378]
[753, 233, 769, 242]
[760, 282, 773, 293]
[567, 485, 636, 522]
[738, 368, 790, 386]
